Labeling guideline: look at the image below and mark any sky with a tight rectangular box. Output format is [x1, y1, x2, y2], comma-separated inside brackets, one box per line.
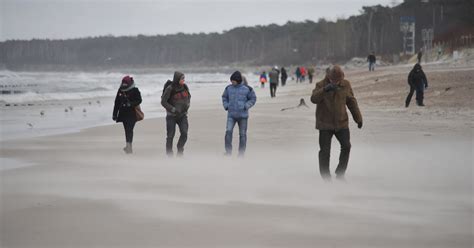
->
[1, 0, 398, 41]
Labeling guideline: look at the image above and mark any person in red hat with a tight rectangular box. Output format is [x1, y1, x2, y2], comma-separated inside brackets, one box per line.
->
[113, 75, 142, 154]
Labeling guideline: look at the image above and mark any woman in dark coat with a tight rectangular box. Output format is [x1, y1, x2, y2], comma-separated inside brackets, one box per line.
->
[113, 76, 142, 154]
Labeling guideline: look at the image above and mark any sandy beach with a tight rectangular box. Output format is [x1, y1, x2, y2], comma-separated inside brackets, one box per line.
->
[1, 65, 473, 247]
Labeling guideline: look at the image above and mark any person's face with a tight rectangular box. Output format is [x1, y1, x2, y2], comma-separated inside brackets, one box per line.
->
[179, 76, 185, 85]
[231, 80, 238, 85]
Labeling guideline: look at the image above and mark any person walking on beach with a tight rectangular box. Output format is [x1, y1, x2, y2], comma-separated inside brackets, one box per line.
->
[113, 76, 142, 154]
[308, 66, 315, 83]
[161, 71, 191, 157]
[222, 71, 257, 156]
[295, 67, 301, 83]
[367, 52, 376, 71]
[405, 63, 428, 107]
[417, 49, 423, 64]
[310, 65, 363, 180]
[268, 66, 279, 98]
[300, 66, 307, 82]
[259, 71, 267, 88]
[281, 67, 288, 86]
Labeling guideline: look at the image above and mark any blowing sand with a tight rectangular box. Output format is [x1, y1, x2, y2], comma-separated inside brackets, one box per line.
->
[1, 65, 473, 248]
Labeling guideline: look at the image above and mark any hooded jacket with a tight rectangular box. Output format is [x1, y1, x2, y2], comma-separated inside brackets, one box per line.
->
[161, 71, 191, 117]
[222, 83, 257, 119]
[310, 77, 362, 130]
[408, 64, 428, 88]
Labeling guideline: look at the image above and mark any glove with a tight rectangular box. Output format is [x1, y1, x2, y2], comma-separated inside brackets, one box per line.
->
[357, 122, 363, 129]
[324, 83, 337, 92]
[170, 107, 176, 113]
[112, 115, 117, 121]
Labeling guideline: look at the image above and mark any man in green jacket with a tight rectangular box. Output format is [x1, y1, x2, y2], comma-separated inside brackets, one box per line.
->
[310, 65, 363, 180]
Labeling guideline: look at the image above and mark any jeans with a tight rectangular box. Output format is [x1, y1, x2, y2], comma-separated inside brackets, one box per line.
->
[369, 62, 375, 71]
[318, 129, 351, 178]
[405, 83, 425, 106]
[122, 120, 136, 143]
[225, 117, 248, 155]
[166, 115, 188, 154]
[281, 77, 287, 86]
[270, 83, 277, 98]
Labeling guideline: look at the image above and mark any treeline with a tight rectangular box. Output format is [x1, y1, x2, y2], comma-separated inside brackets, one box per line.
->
[1, 0, 473, 70]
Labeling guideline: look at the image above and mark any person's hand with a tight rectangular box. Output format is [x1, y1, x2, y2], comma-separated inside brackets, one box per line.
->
[324, 83, 337, 92]
[171, 107, 176, 113]
[112, 116, 117, 121]
[357, 122, 363, 129]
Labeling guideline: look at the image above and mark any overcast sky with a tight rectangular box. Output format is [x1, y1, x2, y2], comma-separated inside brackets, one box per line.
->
[1, 0, 398, 41]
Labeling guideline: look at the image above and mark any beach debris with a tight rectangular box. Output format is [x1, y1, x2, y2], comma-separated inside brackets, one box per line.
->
[375, 78, 379, 82]
[445, 87, 451, 91]
[68, 106, 73, 111]
[96, 100, 101, 105]
[27, 123, 33, 128]
[40, 110, 45, 116]
[88, 101, 92, 105]
[281, 98, 309, 111]
[83, 108, 87, 113]
[64, 108, 69, 112]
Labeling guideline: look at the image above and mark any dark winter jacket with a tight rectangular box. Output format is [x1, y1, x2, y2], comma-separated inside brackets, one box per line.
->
[310, 77, 362, 130]
[268, 69, 279, 84]
[408, 64, 428, 88]
[113, 87, 142, 122]
[281, 68, 288, 80]
[222, 83, 257, 119]
[367, 54, 376, 63]
[161, 71, 191, 117]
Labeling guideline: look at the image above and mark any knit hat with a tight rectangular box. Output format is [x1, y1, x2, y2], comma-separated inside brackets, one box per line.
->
[327, 65, 345, 83]
[120, 75, 135, 91]
[230, 71, 242, 83]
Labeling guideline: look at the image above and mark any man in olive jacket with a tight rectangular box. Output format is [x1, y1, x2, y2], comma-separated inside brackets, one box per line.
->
[161, 71, 191, 157]
[310, 65, 363, 180]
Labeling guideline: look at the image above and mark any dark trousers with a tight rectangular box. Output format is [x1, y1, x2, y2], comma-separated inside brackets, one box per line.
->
[225, 117, 248, 155]
[309, 75, 313, 84]
[270, 83, 277, 98]
[318, 129, 351, 178]
[405, 83, 424, 106]
[281, 78, 287, 86]
[166, 115, 188, 154]
[122, 120, 136, 143]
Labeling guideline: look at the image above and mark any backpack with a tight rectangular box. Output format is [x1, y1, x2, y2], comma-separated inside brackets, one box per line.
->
[162, 80, 190, 103]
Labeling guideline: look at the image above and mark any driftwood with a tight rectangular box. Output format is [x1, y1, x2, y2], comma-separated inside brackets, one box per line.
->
[281, 98, 309, 111]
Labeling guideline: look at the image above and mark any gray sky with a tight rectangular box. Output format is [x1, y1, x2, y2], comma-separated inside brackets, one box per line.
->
[1, 0, 398, 41]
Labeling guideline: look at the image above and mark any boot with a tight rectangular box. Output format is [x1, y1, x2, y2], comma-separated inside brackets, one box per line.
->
[123, 142, 132, 154]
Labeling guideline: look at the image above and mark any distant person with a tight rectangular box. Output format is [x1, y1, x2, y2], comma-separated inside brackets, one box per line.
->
[161, 71, 191, 157]
[281, 67, 288, 86]
[310, 65, 363, 180]
[295, 67, 301, 83]
[259, 71, 267, 88]
[113, 75, 142, 154]
[417, 49, 423, 64]
[405, 63, 428, 107]
[222, 71, 257, 156]
[242, 75, 249, 86]
[308, 66, 315, 83]
[367, 53, 376, 71]
[268, 66, 280, 98]
[300, 66, 306, 82]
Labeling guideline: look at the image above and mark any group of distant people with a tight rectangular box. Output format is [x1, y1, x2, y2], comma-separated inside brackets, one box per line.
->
[259, 65, 316, 98]
[112, 58, 428, 181]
